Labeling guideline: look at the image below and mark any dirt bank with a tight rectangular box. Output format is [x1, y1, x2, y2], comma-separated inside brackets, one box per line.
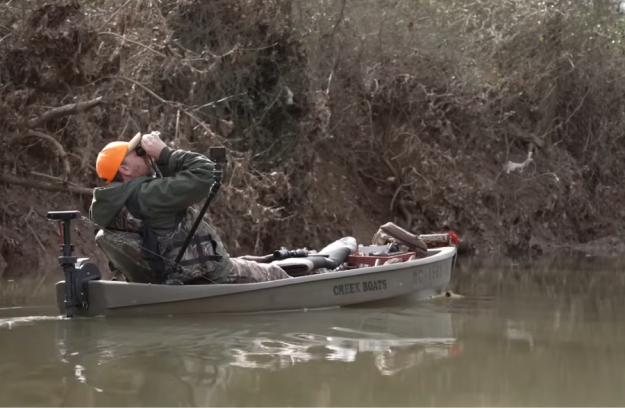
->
[2, 0, 625, 279]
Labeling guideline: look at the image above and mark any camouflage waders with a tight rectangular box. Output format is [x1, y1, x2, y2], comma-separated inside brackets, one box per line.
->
[227, 258, 291, 283]
[97, 204, 290, 284]
[96, 206, 152, 282]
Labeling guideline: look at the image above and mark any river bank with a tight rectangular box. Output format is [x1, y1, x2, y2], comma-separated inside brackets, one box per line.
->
[3, 1, 625, 280]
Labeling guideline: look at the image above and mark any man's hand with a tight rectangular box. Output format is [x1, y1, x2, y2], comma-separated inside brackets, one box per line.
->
[141, 131, 167, 159]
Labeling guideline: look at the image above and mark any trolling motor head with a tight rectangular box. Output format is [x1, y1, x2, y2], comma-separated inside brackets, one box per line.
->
[47, 210, 81, 262]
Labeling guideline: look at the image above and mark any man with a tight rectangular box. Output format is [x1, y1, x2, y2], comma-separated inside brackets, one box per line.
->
[89, 131, 291, 285]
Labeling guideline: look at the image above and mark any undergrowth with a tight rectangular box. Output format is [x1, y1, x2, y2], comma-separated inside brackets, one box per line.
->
[2, 0, 625, 280]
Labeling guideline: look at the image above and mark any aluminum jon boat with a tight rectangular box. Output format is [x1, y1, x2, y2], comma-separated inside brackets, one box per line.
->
[47, 210, 458, 318]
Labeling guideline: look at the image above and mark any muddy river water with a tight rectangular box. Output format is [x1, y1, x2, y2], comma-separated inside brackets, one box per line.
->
[1, 253, 625, 406]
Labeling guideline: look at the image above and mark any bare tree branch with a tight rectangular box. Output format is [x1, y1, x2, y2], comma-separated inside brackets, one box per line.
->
[0, 173, 93, 196]
[27, 97, 104, 129]
[98, 31, 168, 58]
[105, 75, 219, 138]
[9, 130, 72, 176]
[508, 123, 545, 148]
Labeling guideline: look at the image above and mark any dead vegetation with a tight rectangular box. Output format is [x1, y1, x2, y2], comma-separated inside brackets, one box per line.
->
[300, 0, 625, 254]
[2, 0, 625, 282]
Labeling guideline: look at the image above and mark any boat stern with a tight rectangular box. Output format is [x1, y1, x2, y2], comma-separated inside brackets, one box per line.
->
[55, 278, 108, 318]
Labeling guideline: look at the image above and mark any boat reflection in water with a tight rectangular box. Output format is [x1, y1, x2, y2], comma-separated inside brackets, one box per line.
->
[44, 304, 459, 406]
[0, 301, 462, 406]
[228, 320, 461, 376]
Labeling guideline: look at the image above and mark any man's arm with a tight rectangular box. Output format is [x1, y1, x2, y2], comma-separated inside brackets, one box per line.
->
[153, 145, 180, 178]
[138, 145, 216, 216]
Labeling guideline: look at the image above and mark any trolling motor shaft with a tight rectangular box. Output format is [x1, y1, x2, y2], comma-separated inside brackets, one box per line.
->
[47, 211, 80, 317]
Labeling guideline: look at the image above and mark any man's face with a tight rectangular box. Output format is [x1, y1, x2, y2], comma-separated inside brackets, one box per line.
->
[119, 149, 151, 179]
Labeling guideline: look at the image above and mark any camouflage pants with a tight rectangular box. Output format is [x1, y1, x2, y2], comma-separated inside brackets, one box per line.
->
[227, 258, 291, 283]
[95, 229, 158, 283]
[96, 229, 291, 284]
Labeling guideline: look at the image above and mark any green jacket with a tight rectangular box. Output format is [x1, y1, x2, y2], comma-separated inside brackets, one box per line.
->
[89, 146, 215, 234]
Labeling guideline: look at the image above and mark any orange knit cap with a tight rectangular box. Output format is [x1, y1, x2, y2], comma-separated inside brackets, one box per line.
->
[96, 133, 142, 183]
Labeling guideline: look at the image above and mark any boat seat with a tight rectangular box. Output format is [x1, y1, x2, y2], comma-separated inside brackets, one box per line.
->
[95, 229, 159, 284]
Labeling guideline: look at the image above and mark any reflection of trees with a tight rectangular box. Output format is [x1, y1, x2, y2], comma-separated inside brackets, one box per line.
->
[452, 252, 625, 308]
[434, 316, 625, 406]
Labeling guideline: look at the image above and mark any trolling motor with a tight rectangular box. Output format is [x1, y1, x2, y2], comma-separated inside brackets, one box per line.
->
[47, 210, 102, 318]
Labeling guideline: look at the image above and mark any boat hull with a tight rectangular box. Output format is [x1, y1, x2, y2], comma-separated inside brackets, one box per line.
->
[55, 246, 456, 317]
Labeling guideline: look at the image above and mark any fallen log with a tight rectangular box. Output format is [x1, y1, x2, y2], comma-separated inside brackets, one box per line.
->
[0, 172, 93, 196]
